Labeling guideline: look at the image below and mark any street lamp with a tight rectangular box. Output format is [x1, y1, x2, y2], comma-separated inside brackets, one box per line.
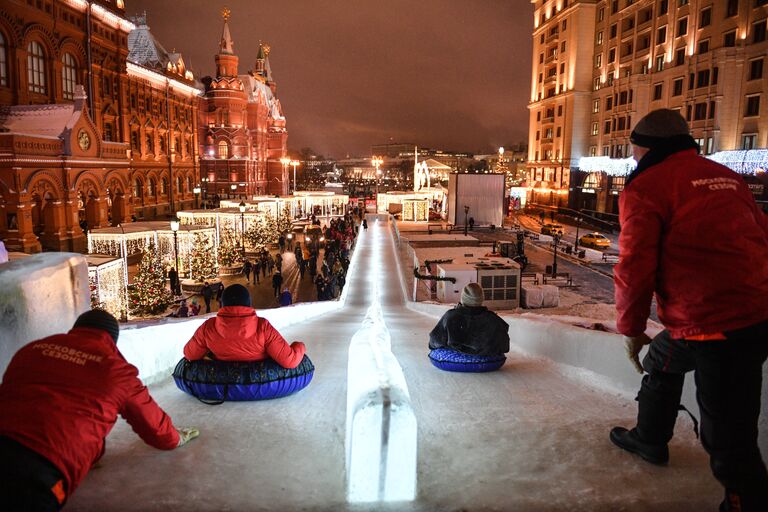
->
[574, 215, 584, 252]
[290, 160, 300, 194]
[372, 156, 383, 213]
[201, 177, 209, 209]
[239, 201, 246, 258]
[170, 218, 180, 295]
[193, 186, 201, 209]
[280, 157, 290, 192]
[116, 223, 129, 321]
[552, 233, 560, 277]
[463, 205, 470, 236]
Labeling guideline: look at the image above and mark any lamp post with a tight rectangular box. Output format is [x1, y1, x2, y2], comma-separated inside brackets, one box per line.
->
[552, 233, 560, 277]
[464, 205, 470, 236]
[170, 218, 180, 294]
[239, 201, 246, 259]
[201, 177, 209, 209]
[117, 223, 129, 321]
[280, 157, 290, 192]
[574, 215, 584, 252]
[372, 156, 383, 213]
[290, 160, 300, 194]
[193, 186, 201, 209]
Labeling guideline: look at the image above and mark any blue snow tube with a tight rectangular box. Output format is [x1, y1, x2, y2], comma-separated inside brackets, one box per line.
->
[173, 355, 314, 404]
[428, 348, 506, 373]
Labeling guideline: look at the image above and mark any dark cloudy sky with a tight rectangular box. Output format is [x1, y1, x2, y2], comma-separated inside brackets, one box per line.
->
[129, 0, 533, 158]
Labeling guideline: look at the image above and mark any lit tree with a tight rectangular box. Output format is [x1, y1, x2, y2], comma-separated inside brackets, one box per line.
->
[276, 203, 293, 235]
[218, 228, 243, 267]
[190, 233, 218, 282]
[244, 221, 270, 252]
[130, 241, 172, 315]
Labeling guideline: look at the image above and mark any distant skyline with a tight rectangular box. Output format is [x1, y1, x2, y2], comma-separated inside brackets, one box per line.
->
[129, 0, 533, 158]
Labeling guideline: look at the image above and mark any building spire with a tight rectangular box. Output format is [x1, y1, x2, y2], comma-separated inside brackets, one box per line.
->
[219, 7, 235, 55]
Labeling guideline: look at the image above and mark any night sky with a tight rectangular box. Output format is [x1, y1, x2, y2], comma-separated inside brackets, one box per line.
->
[129, 0, 533, 158]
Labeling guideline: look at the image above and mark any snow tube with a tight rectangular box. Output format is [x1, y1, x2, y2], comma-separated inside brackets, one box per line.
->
[172, 355, 314, 403]
[428, 348, 506, 373]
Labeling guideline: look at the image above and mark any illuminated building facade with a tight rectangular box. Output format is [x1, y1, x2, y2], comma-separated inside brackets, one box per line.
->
[528, 0, 768, 212]
[198, 10, 289, 200]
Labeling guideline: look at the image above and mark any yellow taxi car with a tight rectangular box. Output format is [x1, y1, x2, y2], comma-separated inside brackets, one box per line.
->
[579, 232, 611, 249]
[541, 223, 564, 236]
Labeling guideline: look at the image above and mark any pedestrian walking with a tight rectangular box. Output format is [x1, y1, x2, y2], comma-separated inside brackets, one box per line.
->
[243, 260, 252, 283]
[609, 109, 768, 512]
[253, 260, 261, 283]
[299, 258, 306, 279]
[0, 310, 198, 510]
[278, 234, 285, 253]
[215, 281, 224, 307]
[201, 281, 213, 313]
[362, 218, 368, 230]
[271, 271, 283, 298]
[168, 267, 179, 296]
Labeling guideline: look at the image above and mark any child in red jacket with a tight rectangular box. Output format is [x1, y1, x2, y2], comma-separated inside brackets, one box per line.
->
[0, 310, 199, 511]
[184, 284, 305, 368]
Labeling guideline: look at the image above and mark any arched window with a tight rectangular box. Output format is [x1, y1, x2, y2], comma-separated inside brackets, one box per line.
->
[104, 123, 114, 142]
[0, 33, 8, 87]
[158, 135, 166, 154]
[133, 179, 142, 197]
[148, 178, 156, 196]
[160, 178, 168, 196]
[176, 176, 182, 194]
[185, 138, 191, 156]
[130, 130, 139, 150]
[145, 132, 154, 153]
[27, 41, 47, 94]
[218, 140, 229, 159]
[61, 53, 77, 100]
[186, 176, 192, 193]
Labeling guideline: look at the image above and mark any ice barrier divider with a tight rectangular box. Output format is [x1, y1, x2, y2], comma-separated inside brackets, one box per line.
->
[345, 216, 417, 503]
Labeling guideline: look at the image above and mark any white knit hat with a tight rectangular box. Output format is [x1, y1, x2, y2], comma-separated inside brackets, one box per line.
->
[461, 283, 484, 307]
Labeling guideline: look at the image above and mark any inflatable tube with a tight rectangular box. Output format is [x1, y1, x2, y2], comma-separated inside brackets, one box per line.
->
[173, 355, 314, 402]
[428, 348, 506, 373]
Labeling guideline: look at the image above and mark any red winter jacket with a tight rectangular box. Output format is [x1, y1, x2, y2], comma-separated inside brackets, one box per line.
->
[183, 306, 306, 368]
[615, 149, 768, 338]
[0, 328, 179, 496]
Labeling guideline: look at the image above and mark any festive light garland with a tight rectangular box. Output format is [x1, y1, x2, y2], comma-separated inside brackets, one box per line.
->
[578, 150, 768, 177]
[88, 258, 128, 319]
[577, 156, 637, 176]
[413, 267, 456, 283]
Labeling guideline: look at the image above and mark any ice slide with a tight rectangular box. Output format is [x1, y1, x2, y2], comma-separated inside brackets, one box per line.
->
[65, 218, 721, 511]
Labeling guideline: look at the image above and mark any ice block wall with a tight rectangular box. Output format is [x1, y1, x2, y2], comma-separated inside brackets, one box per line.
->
[0, 253, 90, 376]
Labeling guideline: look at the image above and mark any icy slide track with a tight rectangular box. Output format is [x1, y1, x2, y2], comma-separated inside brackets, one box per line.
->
[67, 218, 724, 511]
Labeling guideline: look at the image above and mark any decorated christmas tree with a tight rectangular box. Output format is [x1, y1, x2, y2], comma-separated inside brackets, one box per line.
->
[263, 213, 279, 244]
[276, 204, 293, 236]
[130, 241, 172, 315]
[190, 233, 218, 282]
[218, 228, 243, 267]
[244, 220, 270, 253]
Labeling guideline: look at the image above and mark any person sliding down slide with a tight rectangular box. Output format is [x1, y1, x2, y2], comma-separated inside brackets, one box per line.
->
[184, 284, 305, 368]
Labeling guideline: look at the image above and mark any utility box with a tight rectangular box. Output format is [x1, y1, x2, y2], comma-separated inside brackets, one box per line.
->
[435, 258, 521, 309]
[447, 173, 505, 228]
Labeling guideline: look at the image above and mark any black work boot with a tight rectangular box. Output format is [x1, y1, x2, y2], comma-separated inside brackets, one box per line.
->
[610, 427, 669, 465]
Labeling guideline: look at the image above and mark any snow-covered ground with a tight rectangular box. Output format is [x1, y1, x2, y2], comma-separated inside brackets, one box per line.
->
[63, 218, 738, 511]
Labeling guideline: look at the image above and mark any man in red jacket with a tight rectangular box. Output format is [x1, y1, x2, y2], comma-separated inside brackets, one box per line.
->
[184, 284, 306, 368]
[610, 109, 768, 512]
[0, 310, 200, 511]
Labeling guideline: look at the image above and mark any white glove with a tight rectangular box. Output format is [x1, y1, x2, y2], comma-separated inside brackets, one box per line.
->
[623, 334, 652, 374]
[176, 427, 200, 447]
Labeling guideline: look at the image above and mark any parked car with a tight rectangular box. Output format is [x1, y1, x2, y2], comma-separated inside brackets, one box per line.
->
[579, 232, 611, 249]
[541, 223, 564, 236]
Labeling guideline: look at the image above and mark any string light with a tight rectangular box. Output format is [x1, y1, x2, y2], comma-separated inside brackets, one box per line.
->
[708, 150, 768, 175]
[88, 258, 127, 318]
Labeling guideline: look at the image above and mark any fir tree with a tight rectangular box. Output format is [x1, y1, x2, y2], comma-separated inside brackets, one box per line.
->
[218, 228, 243, 267]
[244, 220, 270, 252]
[276, 204, 293, 236]
[190, 233, 218, 282]
[130, 241, 172, 315]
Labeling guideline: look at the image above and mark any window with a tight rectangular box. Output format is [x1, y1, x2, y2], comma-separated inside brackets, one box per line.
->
[133, 179, 142, 198]
[536, 131, 540, 141]
[698, 40, 709, 54]
[604, 121, 611, 134]
[659, 0, 668, 15]
[675, 48, 685, 66]
[608, 47, 616, 62]
[560, 63, 565, 74]
[677, 18, 688, 37]
[539, 53, 544, 64]
[754, 20, 767, 43]
[709, 101, 716, 119]
[598, 7, 605, 22]
[160, 178, 167, 196]
[686, 104, 692, 121]
[545, 127, 553, 139]
[148, 178, 156, 197]
[590, 146, 597, 156]
[612, 1, 619, 14]
[619, 91, 628, 104]
[0, 32, 7, 87]
[726, 0, 738, 17]
[61, 53, 77, 100]
[689, 72, 695, 89]
[610, 24, 617, 39]
[218, 140, 230, 159]
[479, 274, 519, 302]
[593, 77, 600, 90]
[145, 132, 154, 153]
[104, 123, 113, 142]
[673, 78, 683, 96]
[705, 137, 713, 154]
[742, 134, 757, 150]
[749, 59, 764, 80]
[540, 34, 545, 44]
[562, 20, 567, 31]
[656, 56, 664, 72]
[158, 136, 166, 155]
[537, 111, 541, 121]
[697, 69, 710, 88]
[561, 41, 566, 52]
[102, 75, 110, 97]
[591, 122, 599, 135]
[653, 83, 663, 100]
[130, 131, 139, 150]
[678, 0, 688, 5]
[694, 103, 707, 120]
[539, 73, 543, 83]
[699, 8, 711, 28]
[556, 127, 561, 137]
[27, 41, 47, 94]
[657, 26, 667, 45]
[595, 54, 602, 68]
[745, 95, 760, 117]
[593, 99, 600, 113]
[557, 105, 563, 116]
[712, 67, 718, 85]
[606, 96, 613, 110]
[724, 31, 736, 47]
[597, 31, 604, 45]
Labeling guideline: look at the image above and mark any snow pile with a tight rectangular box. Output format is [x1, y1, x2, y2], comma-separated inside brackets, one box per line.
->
[521, 283, 559, 308]
[0, 253, 90, 375]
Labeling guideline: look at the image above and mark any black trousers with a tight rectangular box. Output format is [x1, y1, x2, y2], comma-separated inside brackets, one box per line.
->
[0, 436, 65, 512]
[636, 321, 768, 512]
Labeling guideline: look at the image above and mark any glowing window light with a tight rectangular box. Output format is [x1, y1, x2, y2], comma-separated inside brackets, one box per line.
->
[578, 156, 637, 176]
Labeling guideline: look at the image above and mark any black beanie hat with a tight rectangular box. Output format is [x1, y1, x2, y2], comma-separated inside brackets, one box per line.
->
[222, 284, 252, 307]
[630, 108, 690, 148]
[73, 309, 120, 342]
